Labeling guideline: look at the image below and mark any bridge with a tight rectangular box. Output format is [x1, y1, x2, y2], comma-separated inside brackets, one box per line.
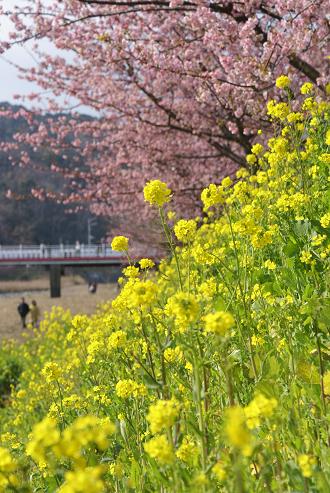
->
[0, 244, 126, 298]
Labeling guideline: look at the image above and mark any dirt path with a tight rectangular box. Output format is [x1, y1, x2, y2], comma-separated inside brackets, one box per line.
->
[0, 280, 118, 341]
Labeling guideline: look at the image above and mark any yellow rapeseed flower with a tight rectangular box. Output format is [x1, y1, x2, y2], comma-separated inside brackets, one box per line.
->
[324, 370, 330, 395]
[326, 130, 330, 146]
[115, 379, 147, 399]
[59, 416, 115, 460]
[139, 258, 155, 269]
[275, 75, 291, 89]
[298, 454, 316, 478]
[176, 436, 199, 464]
[111, 236, 129, 252]
[267, 100, 290, 120]
[246, 153, 257, 165]
[174, 219, 197, 243]
[144, 435, 174, 464]
[0, 448, 16, 473]
[244, 394, 278, 429]
[143, 179, 172, 207]
[41, 361, 62, 384]
[300, 82, 314, 95]
[225, 406, 252, 456]
[0, 447, 17, 490]
[129, 280, 157, 308]
[203, 311, 235, 336]
[251, 143, 264, 155]
[201, 183, 225, 210]
[147, 398, 180, 433]
[123, 266, 139, 278]
[287, 112, 303, 123]
[165, 292, 199, 332]
[108, 330, 127, 351]
[300, 250, 312, 264]
[164, 346, 183, 363]
[320, 213, 330, 228]
[26, 417, 60, 463]
[221, 176, 232, 188]
[58, 466, 105, 493]
[264, 259, 276, 270]
[212, 461, 227, 481]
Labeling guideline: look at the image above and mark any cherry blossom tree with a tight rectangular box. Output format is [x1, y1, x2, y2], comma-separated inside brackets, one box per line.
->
[0, 0, 329, 238]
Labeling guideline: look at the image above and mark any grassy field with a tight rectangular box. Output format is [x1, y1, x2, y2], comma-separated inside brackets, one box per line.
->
[0, 277, 118, 340]
[0, 275, 85, 293]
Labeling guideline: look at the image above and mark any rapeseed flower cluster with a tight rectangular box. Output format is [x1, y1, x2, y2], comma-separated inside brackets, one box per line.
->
[129, 279, 157, 308]
[176, 436, 199, 464]
[139, 258, 155, 269]
[26, 417, 60, 464]
[298, 454, 317, 478]
[275, 75, 291, 89]
[244, 394, 278, 429]
[111, 235, 129, 252]
[174, 219, 197, 243]
[165, 292, 199, 332]
[225, 407, 253, 457]
[0, 447, 18, 489]
[143, 179, 172, 207]
[203, 311, 235, 336]
[147, 398, 180, 433]
[115, 379, 147, 398]
[144, 435, 174, 464]
[59, 466, 105, 493]
[0, 78, 329, 492]
[201, 183, 225, 210]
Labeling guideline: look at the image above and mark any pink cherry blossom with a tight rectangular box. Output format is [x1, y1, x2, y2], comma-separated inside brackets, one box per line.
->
[0, 0, 328, 245]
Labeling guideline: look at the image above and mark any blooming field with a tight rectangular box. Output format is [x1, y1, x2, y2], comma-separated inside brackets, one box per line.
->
[0, 80, 329, 492]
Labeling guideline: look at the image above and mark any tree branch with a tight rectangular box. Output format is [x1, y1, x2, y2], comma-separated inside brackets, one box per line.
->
[289, 55, 322, 84]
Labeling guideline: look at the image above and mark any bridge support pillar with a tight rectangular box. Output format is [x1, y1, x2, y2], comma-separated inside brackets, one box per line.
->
[50, 265, 61, 298]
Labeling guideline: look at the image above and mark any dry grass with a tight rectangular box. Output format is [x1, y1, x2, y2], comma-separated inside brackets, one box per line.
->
[0, 275, 85, 293]
[0, 278, 118, 341]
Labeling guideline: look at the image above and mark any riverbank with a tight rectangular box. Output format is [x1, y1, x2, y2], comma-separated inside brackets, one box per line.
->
[0, 280, 117, 341]
[0, 275, 84, 295]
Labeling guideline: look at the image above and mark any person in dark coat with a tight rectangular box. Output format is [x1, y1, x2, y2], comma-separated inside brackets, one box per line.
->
[88, 281, 97, 294]
[17, 297, 30, 328]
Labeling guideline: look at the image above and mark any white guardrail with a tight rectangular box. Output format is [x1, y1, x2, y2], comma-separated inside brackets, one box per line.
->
[0, 244, 122, 260]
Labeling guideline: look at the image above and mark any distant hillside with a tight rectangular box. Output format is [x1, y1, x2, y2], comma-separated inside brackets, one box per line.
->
[0, 102, 109, 246]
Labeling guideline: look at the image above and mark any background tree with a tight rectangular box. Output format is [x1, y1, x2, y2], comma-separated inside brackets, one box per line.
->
[0, 0, 329, 240]
[0, 103, 110, 245]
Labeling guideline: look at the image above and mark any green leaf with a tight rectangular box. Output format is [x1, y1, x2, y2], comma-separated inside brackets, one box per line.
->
[266, 356, 280, 378]
[283, 241, 299, 257]
[213, 296, 226, 311]
[302, 283, 314, 301]
[318, 301, 330, 325]
[254, 379, 278, 398]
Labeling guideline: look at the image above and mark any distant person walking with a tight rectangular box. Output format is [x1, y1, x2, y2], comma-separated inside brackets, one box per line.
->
[17, 297, 30, 329]
[30, 300, 41, 328]
[40, 243, 46, 257]
[75, 241, 81, 257]
[88, 281, 97, 294]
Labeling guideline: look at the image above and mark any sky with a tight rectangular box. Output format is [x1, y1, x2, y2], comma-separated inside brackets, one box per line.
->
[0, 0, 87, 112]
[0, 0, 48, 106]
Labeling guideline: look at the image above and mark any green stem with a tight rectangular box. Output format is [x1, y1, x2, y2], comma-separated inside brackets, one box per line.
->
[315, 326, 326, 415]
[159, 208, 183, 290]
[187, 242, 191, 293]
[248, 335, 258, 381]
[193, 352, 207, 472]
[224, 205, 258, 380]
